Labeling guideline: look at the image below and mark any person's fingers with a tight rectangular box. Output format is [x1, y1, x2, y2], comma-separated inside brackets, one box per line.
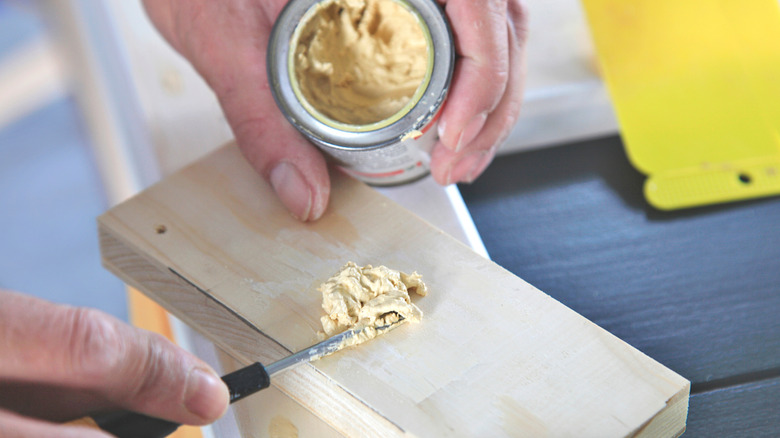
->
[432, 0, 528, 184]
[0, 290, 229, 426]
[430, 141, 498, 186]
[147, 0, 330, 221]
[0, 408, 112, 438]
[436, 0, 510, 154]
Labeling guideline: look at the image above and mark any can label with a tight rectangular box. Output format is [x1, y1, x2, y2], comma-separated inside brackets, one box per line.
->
[324, 119, 440, 185]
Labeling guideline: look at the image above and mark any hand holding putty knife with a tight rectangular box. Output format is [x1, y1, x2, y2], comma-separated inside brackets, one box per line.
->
[93, 262, 428, 437]
[91, 320, 403, 438]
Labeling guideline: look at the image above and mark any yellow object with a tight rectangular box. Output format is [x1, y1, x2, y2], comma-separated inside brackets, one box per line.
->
[582, 0, 780, 209]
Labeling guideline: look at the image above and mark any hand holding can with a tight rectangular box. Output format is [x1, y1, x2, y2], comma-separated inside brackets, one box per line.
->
[143, 0, 528, 221]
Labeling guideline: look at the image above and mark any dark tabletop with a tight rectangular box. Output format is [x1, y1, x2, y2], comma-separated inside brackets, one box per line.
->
[459, 135, 780, 438]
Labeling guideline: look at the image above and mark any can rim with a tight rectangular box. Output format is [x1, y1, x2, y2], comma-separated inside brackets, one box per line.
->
[268, 0, 454, 150]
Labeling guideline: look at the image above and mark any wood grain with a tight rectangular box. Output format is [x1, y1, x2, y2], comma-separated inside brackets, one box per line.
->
[98, 143, 689, 437]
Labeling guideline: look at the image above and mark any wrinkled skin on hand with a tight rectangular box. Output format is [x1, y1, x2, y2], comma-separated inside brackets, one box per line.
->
[0, 290, 229, 437]
[144, 0, 528, 221]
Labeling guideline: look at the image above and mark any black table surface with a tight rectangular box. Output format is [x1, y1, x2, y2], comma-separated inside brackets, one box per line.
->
[459, 135, 780, 437]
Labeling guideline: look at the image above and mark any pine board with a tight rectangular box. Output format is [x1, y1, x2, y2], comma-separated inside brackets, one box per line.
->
[98, 143, 689, 437]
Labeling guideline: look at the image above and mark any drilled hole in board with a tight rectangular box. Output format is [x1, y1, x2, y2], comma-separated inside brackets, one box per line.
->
[155, 225, 167, 234]
[738, 173, 752, 184]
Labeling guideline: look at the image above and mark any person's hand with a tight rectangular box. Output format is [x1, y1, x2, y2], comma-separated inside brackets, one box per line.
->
[430, 0, 528, 186]
[144, 0, 329, 222]
[0, 290, 229, 437]
[143, 0, 528, 221]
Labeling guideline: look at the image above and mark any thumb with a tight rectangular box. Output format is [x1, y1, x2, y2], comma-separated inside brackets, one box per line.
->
[214, 47, 331, 221]
[143, 0, 331, 221]
[0, 290, 230, 426]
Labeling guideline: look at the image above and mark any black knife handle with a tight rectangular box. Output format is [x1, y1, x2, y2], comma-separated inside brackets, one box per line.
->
[93, 411, 180, 438]
[223, 362, 271, 403]
[92, 362, 270, 438]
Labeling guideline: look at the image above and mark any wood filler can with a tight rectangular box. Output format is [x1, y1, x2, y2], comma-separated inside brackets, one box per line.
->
[268, 0, 454, 185]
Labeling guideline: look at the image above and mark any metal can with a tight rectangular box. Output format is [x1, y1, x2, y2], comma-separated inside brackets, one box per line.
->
[268, 0, 455, 186]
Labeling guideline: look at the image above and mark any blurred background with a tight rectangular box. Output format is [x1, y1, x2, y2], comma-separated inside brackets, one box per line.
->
[0, 2, 127, 319]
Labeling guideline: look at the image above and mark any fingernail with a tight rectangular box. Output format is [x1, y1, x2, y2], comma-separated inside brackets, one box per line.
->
[453, 112, 487, 152]
[445, 150, 490, 185]
[184, 367, 229, 421]
[270, 162, 313, 221]
[437, 118, 447, 141]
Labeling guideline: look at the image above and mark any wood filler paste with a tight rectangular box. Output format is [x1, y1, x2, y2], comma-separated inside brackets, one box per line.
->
[318, 262, 428, 346]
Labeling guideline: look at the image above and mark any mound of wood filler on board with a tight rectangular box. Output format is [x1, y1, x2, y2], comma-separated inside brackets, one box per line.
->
[318, 262, 428, 345]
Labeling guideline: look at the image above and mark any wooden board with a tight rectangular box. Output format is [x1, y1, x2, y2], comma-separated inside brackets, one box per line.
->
[98, 143, 689, 437]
